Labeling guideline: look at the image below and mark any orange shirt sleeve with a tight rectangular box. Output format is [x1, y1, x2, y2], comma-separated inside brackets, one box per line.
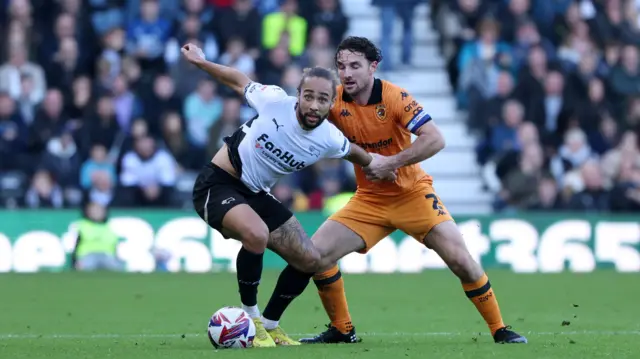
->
[392, 89, 433, 134]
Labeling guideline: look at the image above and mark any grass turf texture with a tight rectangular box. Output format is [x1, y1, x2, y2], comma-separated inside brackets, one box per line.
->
[0, 271, 637, 358]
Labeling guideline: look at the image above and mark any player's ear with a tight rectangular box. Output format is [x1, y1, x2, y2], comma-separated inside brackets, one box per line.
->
[370, 61, 378, 74]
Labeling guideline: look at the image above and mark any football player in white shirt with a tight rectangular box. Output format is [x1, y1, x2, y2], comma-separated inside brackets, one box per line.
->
[181, 44, 395, 347]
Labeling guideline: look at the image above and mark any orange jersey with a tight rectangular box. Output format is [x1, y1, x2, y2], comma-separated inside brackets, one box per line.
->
[330, 79, 433, 196]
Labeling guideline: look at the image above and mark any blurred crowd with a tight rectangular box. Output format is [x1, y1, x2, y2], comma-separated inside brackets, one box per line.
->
[0, 0, 356, 211]
[434, 0, 640, 212]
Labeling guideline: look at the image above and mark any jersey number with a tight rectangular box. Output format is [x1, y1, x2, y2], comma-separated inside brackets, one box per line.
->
[425, 194, 446, 215]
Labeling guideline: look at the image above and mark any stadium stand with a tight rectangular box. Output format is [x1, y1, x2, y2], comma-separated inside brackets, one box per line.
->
[1, 0, 638, 215]
[433, 0, 640, 213]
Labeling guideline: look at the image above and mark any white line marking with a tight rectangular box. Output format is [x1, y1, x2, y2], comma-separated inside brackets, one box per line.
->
[0, 331, 639, 340]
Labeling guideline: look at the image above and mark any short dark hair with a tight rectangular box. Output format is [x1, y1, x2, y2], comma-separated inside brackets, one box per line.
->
[297, 66, 339, 97]
[334, 36, 383, 66]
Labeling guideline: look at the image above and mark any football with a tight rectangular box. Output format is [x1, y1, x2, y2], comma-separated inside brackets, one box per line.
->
[207, 307, 256, 349]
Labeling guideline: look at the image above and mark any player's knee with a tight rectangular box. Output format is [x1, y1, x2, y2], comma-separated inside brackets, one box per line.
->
[294, 249, 322, 273]
[316, 257, 338, 273]
[241, 223, 269, 253]
[449, 253, 482, 283]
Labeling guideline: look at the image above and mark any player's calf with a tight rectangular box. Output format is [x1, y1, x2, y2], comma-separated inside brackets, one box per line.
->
[424, 221, 527, 343]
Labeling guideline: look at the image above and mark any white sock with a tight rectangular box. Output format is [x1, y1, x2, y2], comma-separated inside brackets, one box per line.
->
[242, 304, 260, 319]
[261, 316, 279, 330]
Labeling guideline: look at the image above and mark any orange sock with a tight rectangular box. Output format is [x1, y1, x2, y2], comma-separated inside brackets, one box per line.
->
[312, 265, 353, 334]
[462, 273, 505, 335]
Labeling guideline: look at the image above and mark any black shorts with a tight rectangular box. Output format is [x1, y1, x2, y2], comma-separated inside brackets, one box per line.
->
[192, 163, 293, 235]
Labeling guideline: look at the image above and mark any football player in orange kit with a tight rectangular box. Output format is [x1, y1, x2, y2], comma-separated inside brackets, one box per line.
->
[259, 37, 527, 345]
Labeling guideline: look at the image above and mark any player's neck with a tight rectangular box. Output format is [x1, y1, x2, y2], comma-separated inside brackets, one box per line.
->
[352, 77, 376, 106]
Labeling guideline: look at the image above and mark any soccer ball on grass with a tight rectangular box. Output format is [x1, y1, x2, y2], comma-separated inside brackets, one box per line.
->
[207, 306, 256, 349]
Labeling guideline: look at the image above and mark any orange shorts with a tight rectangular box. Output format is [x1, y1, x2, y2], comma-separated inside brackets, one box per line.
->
[329, 178, 454, 253]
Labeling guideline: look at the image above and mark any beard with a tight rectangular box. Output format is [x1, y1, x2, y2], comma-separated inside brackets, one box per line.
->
[297, 106, 325, 130]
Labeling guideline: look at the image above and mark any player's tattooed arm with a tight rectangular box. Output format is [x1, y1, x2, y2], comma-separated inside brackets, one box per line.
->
[180, 43, 250, 96]
[267, 217, 317, 272]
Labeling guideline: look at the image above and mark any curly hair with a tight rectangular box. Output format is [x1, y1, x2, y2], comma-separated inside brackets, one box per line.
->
[297, 66, 339, 97]
[334, 36, 383, 66]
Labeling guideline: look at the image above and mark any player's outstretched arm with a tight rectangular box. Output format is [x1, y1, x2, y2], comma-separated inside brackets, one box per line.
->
[180, 43, 250, 96]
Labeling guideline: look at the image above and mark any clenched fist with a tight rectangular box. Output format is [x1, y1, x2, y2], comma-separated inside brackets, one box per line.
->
[181, 43, 206, 65]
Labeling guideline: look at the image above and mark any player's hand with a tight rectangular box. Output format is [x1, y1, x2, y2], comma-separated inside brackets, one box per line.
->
[364, 153, 397, 182]
[181, 43, 206, 65]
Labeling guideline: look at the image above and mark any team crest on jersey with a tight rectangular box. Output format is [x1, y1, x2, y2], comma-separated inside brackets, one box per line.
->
[375, 104, 387, 122]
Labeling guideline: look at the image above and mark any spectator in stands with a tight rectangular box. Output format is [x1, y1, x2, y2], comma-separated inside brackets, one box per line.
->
[65, 76, 94, 124]
[16, 74, 39, 125]
[24, 169, 64, 208]
[141, 74, 182, 136]
[160, 111, 204, 171]
[538, 70, 573, 143]
[309, 0, 349, 47]
[373, 0, 425, 71]
[610, 157, 640, 212]
[527, 175, 565, 211]
[457, 18, 512, 108]
[0, 92, 28, 171]
[490, 100, 525, 155]
[601, 130, 640, 186]
[183, 78, 223, 148]
[257, 45, 290, 86]
[610, 44, 640, 97]
[165, 14, 219, 68]
[511, 20, 556, 71]
[207, 97, 242, 159]
[213, 0, 262, 58]
[46, 37, 90, 100]
[262, 0, 307, 57]
[117, 135, 176, 207]
[0, 43, 46, 104]
[111, 74, 143, 132]
[39, 13, 87, 75]
[218, 37, 256, 79]
[81, 95, 121, 156]
[299, 26, 333, 68]
[498, 0, 531, 44]
[280, 64, 302, 95]
[558, 128, 595, 169]
[499, 142, 544, 211]
[30, 89, 68, 154]
[80, 144, 117, 192]
[176, 0, 214, 26]
[126, 0, 172, 73]
[39, 131, 82, 196]
[568, 160, 610, 211]
[99, 27, 127, 84]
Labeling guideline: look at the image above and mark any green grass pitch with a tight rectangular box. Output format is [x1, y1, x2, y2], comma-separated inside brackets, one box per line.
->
[1, 271, 638, 358]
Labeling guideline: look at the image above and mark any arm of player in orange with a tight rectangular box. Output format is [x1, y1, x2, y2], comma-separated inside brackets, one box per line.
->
[388, 122, 445, 168]
[388, 91, 445, 168]
[180, 43, 250, 96]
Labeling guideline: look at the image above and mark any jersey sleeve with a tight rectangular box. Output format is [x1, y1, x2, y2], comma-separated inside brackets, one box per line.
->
[324, 123, 351, 159]
[243, 82, 289, 112]
[395, 90, 433, 134]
